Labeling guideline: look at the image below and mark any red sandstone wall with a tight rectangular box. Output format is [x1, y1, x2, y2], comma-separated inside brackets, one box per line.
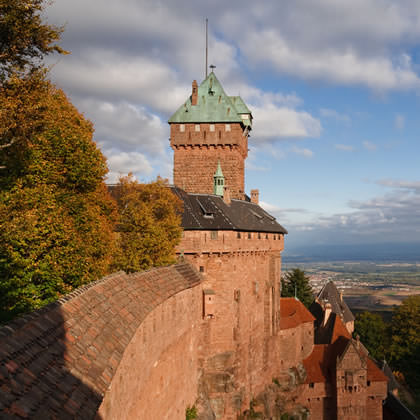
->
[179, 230, 285, 255]
[98, 286, 202, 419]
[170, 123, 247, 199]
[0, 263, 202, 420]
[180, 230, 285, 419]
[279, 323, 314, 371]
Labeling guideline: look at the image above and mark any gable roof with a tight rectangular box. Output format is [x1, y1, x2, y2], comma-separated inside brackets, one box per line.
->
[168, 72, 251, 125]
[171, 186, 287, 234]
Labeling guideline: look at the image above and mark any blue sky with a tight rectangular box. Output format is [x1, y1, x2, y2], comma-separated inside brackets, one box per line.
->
[46, 0, 420, 249]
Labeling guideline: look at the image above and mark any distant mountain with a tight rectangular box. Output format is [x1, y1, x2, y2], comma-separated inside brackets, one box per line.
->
[283, 242, 420, 263]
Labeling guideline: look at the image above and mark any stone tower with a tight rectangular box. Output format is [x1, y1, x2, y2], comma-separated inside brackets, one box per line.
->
[168, 72, 252, 200]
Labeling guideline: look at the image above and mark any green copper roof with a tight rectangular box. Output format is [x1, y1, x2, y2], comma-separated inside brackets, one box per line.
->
[230, 96, 251, 114]
[214, 160, 224, 178]
[168, 72, 252, 124]
[213, 161, 224, 196]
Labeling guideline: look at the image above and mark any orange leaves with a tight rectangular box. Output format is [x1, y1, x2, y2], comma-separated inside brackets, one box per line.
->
[111, 175, 183, 273]
[0, 0, 68, 80]
[0, 76, 117, 322]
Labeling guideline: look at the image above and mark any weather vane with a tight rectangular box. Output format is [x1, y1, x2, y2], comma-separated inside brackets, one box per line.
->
[210, 64, 216, 72]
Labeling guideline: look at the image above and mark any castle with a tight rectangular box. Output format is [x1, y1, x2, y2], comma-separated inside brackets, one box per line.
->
[0, 72, 392, 420]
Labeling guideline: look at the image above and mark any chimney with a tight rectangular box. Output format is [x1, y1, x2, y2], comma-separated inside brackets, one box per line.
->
[191, 80, 198, 106]
[223, 186, 231, 205]
[250, 189, 259, 204]
[323, 302, 332, 326]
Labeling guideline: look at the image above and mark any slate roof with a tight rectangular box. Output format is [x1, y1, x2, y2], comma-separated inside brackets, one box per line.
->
[168, 72, 252, 126]
[0, 263, 201, 419]
[171, 186, 288, 234]
[383, 392, 419, 420]
[314, 281, 355, 323]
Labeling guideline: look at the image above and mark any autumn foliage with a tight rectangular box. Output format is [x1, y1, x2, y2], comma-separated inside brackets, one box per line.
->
[111, 175, 183, 273]
[0, 76, 117, 321]
[0, 0, 68, 80]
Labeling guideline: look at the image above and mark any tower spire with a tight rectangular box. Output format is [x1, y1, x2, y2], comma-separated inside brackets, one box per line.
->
[213, 161, 224, 196]
[205, 18, 208, 79]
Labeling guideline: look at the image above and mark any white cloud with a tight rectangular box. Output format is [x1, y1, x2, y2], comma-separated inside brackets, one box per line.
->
[251, 103, 321, 141]
[363, 141, 377, 151]
[245, 30, 420, 91]
[106, 151, 154, 183]
[286, 177, 420, 245]
[335, 144, 355, 152]
[291, 146, 314, 158]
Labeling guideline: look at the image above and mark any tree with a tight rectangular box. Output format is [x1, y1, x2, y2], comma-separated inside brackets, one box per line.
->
[354, 311, 388, 361]
[0, 0, 68, 80]
[112, 175, 183, 273]
[281, 268, 313, 307]
[0, 79, 117, 322]
[389, 295, 420, 391]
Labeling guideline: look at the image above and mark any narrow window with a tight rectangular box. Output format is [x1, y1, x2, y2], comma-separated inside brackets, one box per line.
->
[225, 124, 231, 132]
[237, 232, 241, 239]
[258, 233, 261, 239]
[210, 124, 215, 132]
[248, 232, 251, 239]
[199, 266, 204, 272]
[195, 124, 200, 132]
[309, 383, 314, 388]
[211, 231, 218, 240]
[180, 124, 185, 132]
[218, 131, 221, 139]
[204, 130, 206, 140]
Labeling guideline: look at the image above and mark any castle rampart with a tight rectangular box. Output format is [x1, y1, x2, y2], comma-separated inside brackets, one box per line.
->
[0, 263, 202, 420]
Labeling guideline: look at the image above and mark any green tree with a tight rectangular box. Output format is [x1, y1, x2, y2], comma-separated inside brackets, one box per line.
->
[389, 295, 420, 392]
[112, 175, 183, 273]
[354, 311, 388, 361]
[281, 268, 313, 308]
[0, 0, 68, 80]
[0, 78, 117, 322]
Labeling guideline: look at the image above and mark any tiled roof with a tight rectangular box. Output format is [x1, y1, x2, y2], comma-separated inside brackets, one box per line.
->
[171, 186, 288, 234]
[168, 72, 250, 125]
[331, 314, 352, 342]
[303, 338, 388, 385]
[315, 281, 355, 323]
[280, 297, 315, 330]
[367, 358, 388, 382]
[0, 263, 201, 419]
[303, 344, 329, 383]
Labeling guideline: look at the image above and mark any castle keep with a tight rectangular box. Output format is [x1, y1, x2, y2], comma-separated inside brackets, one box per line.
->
[0, 73, 392, 420]
[169, 72, 251, 200]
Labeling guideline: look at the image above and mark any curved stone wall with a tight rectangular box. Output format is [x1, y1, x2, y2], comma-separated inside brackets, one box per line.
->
[0, 263, 202, 419]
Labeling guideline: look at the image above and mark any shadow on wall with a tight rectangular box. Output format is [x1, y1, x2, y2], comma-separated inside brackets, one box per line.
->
[0, 263, 202, 419]
[0, 304, 103, 419]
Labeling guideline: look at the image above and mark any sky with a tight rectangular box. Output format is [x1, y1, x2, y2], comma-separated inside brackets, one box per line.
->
[45, 0, 420, 250]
